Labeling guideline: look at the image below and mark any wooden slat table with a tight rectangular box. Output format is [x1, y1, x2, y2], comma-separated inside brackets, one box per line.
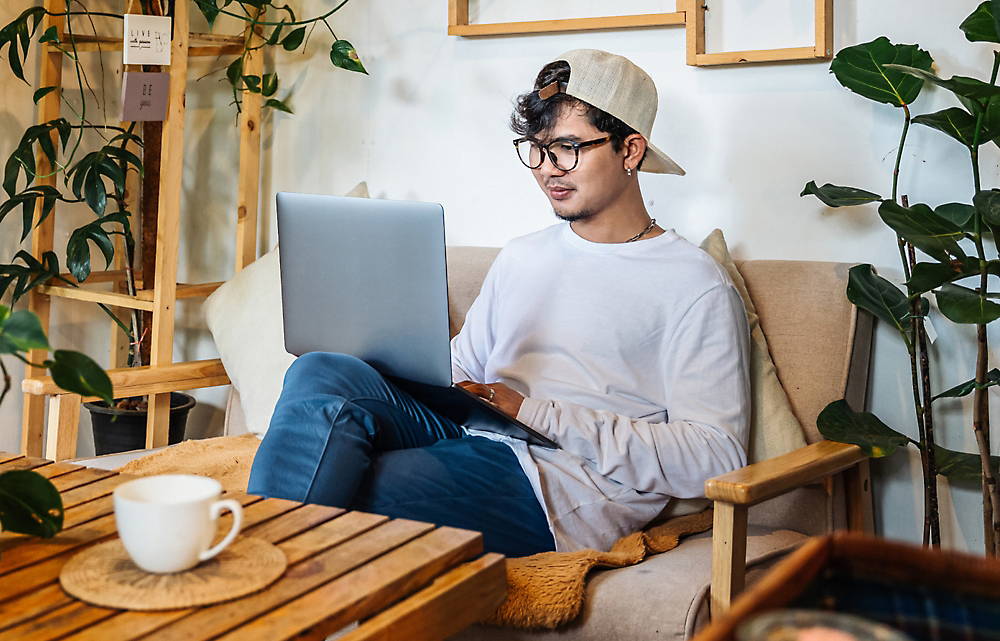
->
[0, 454, 506, 640]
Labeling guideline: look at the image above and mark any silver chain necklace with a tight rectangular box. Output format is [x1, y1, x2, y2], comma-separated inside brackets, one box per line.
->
[625, 218, 656, 243]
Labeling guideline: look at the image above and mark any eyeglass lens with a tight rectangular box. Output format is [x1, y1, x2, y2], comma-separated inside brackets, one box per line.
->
[517, 140, 578, 171]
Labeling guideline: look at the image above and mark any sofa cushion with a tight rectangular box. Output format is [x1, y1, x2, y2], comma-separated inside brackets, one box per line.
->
[203, 182, 369, 437]
[700, 230, 807, 463]
[450, 527, 807, 641]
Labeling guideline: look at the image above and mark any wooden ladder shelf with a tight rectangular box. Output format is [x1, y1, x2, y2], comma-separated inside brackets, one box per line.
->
[20, 0, 264, 460]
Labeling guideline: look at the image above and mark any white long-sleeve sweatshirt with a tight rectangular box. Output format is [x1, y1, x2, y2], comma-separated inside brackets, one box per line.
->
[450, 223, 751, 552]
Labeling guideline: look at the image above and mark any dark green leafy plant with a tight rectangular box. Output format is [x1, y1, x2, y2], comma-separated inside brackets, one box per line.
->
[0, 304, 111, 550]
[803, 1, 1000, 555]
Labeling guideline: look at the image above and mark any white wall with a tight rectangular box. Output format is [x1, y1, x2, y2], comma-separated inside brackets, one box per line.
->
[2, 0, 998, 552]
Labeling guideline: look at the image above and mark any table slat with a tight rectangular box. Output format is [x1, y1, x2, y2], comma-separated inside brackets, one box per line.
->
[217, 526, 483, 641]
[49, 468, 119, 493]
[0, 584, 72, 633]
[339, 553, 506, 641]
[1, 599, 116, 641]
[0, 456, 55, 473]
[33, 461, 93, 479]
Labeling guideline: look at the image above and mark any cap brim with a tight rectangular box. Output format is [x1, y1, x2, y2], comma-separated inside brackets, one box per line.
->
[641, 141, 685, 176]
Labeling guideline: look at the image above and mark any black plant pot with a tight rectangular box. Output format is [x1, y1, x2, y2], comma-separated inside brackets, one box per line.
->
[85, 392, 195, 455]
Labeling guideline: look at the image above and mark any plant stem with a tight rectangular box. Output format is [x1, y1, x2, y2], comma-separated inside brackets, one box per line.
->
[909, 240, 940, 546]
[894, 107, 913, 282]
[899, 195, 932, 546]
[892, 106, 910, 205]
[192, 0, 353, 28]
[0, 358, 10, 408]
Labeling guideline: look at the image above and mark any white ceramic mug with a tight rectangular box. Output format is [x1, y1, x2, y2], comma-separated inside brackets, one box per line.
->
[113, 474, 243, 574]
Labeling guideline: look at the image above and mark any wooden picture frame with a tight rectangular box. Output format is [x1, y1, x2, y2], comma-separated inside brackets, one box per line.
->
[447, 0, 834, 67]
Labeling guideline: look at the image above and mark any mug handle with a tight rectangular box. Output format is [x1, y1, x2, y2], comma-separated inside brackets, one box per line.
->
[200, 498, 244, 562]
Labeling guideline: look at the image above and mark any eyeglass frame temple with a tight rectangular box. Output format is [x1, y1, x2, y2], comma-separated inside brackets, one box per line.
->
[513, 136, 612, 171]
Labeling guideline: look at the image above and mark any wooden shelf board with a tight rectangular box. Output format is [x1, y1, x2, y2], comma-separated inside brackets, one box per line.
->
[23, 359, 230, 399]
[36, 285, 154, 311]
[49, 33, 242, 57]
[133, 282, 224, 301]
[448, 12, 685, 37]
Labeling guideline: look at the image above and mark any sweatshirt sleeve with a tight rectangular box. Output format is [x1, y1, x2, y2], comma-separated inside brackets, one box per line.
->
[516, 284, 751, 498]
[450, 251, 504, 384]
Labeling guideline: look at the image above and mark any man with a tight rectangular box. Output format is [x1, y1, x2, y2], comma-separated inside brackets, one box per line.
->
[248, 50, 750, 558]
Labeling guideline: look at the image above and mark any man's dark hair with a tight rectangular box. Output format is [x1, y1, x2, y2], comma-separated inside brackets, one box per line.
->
[511, 60, 646, 168]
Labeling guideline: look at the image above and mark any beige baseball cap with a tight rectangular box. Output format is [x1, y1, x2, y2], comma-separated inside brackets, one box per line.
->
[552, 49, 684, 176]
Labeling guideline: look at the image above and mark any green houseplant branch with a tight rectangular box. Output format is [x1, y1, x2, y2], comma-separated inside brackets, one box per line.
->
[804, 1, 1000, 555]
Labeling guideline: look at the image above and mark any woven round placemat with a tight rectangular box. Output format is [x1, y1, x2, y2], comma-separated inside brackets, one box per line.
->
[60, 536, 287, 611]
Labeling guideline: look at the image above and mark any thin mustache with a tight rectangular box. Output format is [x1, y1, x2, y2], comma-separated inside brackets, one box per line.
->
[546, 182, 573, 190]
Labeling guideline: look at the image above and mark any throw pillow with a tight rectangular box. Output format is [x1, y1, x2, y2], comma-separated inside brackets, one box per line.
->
[203, 182, 369, 437]
[700, 229, 807, 462]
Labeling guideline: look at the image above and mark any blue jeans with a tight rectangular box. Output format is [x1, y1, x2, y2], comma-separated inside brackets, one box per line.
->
[247, 352, 556, 557]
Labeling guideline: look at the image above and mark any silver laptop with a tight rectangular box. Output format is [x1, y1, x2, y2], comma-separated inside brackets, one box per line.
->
[276, 192, 557, 448]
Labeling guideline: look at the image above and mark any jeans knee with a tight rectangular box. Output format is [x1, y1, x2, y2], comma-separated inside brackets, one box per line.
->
[283, 352, 383, 398]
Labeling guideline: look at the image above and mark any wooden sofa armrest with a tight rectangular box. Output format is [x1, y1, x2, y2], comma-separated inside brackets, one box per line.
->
[705, 441, 864, 505]
[705, 441, 866, 618]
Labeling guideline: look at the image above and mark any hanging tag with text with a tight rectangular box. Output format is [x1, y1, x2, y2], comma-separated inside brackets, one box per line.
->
[123, 14, 171, 66]
[120, 72, 170, 122]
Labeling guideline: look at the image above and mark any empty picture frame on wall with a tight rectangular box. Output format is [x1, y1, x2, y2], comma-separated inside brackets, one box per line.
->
[447, 0, 833, 67]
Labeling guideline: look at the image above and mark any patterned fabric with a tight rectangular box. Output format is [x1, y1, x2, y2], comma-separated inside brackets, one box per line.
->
[793, 571, 1000, 641]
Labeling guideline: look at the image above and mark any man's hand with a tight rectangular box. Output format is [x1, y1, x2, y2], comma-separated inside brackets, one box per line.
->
[457, 381, 525, 418]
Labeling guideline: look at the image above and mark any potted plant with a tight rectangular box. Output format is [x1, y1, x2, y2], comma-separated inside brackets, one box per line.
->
[803, 0, 1000, 555]
[0, 0, 366, 453]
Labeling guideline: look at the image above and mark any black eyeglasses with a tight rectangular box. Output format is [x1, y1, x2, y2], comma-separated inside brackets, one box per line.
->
[513, 136, 612, 171]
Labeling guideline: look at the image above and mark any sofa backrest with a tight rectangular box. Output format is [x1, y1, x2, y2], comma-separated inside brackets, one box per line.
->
[229, 247, 870, 456]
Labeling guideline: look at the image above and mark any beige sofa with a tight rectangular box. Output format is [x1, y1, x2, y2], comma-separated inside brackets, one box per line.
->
[210, 246, 874, 640]
[82, 241, 873, 640]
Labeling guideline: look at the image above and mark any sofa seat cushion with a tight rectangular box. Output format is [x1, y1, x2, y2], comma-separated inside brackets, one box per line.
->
[451, 527, 806, 641]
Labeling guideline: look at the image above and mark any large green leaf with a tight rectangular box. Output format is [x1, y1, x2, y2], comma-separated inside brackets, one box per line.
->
[935, 444, 1000, 483]
[962, 1, 1000, 43]
[884, 65, 1000, 104]
[0, 469, 63, 538]
[330, 40, 367, 74]
[877, 201, 967, 262]
[46, 350, 113, 405]
[975, 189, 1000, 226]
[192, 0, 221, 29]
[0, 185, 64, 242]
[934, 368, 1000, 399]
[935, 202, 977, 231]
[846, 264, 912, 336]
[0, 250, 60, 303]
[264, 98, 293, 114]
[281, 27, 305, 51]
[817, 399, 912, 458]
[0, 7, 46, 83]
[913, 107, 981, 148]
[0, 308, 50, 354]
[936, 282, 1000, 324]
[800, 181, 882, 207]
[907, 257, 979, 293]
[65, 211, 128, 283]
[830, 38, 932, 107]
